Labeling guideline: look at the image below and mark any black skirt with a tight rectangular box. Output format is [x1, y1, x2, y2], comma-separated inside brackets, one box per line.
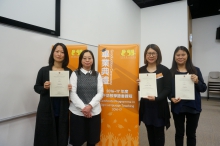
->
[69, 113, 101, 145]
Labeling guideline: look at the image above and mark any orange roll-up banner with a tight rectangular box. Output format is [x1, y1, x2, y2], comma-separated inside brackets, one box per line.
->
[66, 45, 87, 71]
[98, 44, 139, 146]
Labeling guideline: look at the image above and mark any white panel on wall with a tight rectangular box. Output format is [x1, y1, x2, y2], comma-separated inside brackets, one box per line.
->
[140, 1, 188, 68]
[192, 15, 220, 97]
[0, 115, 36, 146]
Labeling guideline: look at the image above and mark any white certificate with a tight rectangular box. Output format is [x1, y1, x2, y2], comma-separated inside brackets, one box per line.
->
[175, 74, 195, 100]
[139, 73, 158, 98]
[49, 71, 69, 97]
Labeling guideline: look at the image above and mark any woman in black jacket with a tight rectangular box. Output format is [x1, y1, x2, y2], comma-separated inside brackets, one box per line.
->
[34, 43, 72, 146]
[139, 44, 171, 146]
[169, 46, 207, 146]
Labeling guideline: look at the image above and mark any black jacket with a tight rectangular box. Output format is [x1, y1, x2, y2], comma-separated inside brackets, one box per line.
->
[34, 66, 72, 146]
[139, 64, 171, 129]
[169, 67, 207, 114]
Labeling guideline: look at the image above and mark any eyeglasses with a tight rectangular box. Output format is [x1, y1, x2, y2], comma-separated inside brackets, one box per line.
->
[146, 52, 157, 57]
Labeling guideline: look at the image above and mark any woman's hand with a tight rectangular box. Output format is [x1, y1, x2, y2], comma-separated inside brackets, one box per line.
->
[82, 104, 93, 118]
[68, 84, 72, 90]
[191, 74, 199, 84]
[44, 81, 50, 89]
[147, 96, 155, 101]
[171, 97, 181, 104]
[136, 79, 140, 85]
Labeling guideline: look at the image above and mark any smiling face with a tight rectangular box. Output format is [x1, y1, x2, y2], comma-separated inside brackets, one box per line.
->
[81, 52, 93, 70]
[175, 49, 188, 66]
[53, 45, 64, 63]
[145, 48, 158, 65]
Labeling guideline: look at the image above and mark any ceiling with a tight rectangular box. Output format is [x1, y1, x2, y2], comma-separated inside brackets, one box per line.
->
[133, 0, 220, 19]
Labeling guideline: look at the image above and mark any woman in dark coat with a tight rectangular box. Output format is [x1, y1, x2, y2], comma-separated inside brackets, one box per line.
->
[139, 44, 171, 146]
[169, 46, 207, 146]
[34, 43, 72, 146]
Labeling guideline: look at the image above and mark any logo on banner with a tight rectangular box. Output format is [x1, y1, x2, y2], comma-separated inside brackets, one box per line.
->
[71, 49, 83, 58]
[121, 49, 136, 59]
[100, 49, 113, 85]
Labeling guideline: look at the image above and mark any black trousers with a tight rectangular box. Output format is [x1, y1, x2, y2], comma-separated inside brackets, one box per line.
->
[54, 116, 59, 142]
[173, 112, 200, 146]
[144, 124, 165, 146]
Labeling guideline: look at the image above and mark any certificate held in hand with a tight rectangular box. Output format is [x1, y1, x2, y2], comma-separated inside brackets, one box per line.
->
[139, 73, 158, 98]
[175, 74, 195, 100]
[49, 71, 69, 97]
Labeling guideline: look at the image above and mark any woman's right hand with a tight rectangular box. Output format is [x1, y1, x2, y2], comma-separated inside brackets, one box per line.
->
[137, 79, 140, 85]
[44, 81, 50, 89]
[171, 97, 181, 104]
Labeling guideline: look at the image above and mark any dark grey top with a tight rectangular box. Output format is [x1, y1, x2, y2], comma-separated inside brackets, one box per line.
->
[75, 70, 98, 104]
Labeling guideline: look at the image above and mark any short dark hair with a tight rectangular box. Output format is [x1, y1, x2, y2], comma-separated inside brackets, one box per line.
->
[77, 50, 96, 76]
[144, 44, 162, 65]
[48, 43, 69, 68]
[170, 46, 197, 77]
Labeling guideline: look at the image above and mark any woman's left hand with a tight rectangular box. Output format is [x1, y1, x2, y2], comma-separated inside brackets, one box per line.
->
[191, 74, 199, 84]
[68, 84, 72, 90]
[147, 96, 155, 101]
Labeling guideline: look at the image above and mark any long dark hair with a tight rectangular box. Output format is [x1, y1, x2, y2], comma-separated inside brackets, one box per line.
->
[77, 50, 96, 76]
[144, 44, 162, 65]
[48, 43, 69, 68]
[170, 46, 197, 77]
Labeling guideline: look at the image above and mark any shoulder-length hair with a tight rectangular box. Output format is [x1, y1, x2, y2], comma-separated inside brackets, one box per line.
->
[48, 43, 69, 68]
[144, 44, 162, 65]
[77, 50, 96, 76]
[170, 46, 197, 77]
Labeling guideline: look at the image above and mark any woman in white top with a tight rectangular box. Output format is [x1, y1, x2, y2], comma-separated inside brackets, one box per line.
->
[69, 50, 103, 146]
